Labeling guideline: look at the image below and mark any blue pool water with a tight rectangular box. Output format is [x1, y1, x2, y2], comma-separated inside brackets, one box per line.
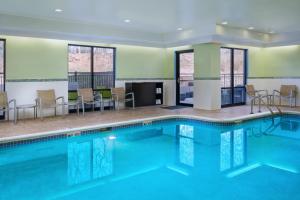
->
[1, 115, 300, 200]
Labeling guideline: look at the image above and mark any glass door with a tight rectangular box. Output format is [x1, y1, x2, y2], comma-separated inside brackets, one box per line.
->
[0, 40, 4, 91]
[0, 39, 5, 119]
[220, 47, 247, 107]
[176, 50, 194, 106]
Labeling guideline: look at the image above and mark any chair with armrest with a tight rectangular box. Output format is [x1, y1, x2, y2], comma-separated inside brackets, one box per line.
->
[273, 85, 297, 107]
[111, 87, 135, 110]
[96, 88, 114, 110]
[36, 89, 65, 119]
[77, 88, 101, 115]
[68, 91, 81, 115]
[0, 91, 17, 123]
[245, 85, 269, 104]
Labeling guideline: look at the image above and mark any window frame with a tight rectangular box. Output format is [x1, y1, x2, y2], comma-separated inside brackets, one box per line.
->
[175, 49, 195, 107]
[0, 38, 6, 91]
[220, 47, 248, 107]
[68, 44, 116, 90]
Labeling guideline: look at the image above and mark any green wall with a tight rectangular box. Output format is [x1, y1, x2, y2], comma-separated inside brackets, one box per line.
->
[116, 45, 170, 79]
[1, 34, 300, 81]
[1, 35, 173, 80]
[248, 45, 300, 78]
[193, 43, 221, 79]
[5, 36, 68, 80]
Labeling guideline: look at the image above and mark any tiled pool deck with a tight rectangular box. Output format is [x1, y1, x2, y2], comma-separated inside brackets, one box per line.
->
[0, 105, 299, 142]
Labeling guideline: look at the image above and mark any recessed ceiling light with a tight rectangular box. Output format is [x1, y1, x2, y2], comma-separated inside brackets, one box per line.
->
[221, 21, 228, 25]
[248, 27, 254, 30]
[55, 8, 63, 12]
[177, 28, 183, 31]
[124, 19, 131, 23]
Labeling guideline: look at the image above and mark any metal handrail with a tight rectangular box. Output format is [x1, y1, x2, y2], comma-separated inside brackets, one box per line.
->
[250, 95, 282, 115]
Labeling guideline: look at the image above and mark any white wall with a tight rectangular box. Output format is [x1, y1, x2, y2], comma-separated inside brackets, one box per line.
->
[248, 78, 300, 106]
[6, 81, 68, 119]
[193, 80, 221, 110]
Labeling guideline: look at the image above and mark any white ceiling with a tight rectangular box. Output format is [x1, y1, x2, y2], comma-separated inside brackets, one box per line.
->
[0, 0, 300, 47]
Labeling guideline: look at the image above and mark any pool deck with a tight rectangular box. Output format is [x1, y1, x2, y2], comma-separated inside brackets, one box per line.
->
[0, 105, 300, 143]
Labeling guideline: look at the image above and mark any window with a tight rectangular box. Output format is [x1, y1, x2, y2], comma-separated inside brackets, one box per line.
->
[220, 47, 247, 107]
[68, 45, 115, 91]
[93, 47, 115, 89]
[0, 39, 5, 91]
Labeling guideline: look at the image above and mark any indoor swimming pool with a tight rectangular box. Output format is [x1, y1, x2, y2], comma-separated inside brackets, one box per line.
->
[1, 115, 300, 200]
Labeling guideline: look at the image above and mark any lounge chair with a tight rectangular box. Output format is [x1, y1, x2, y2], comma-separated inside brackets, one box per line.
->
[96, 88, 114, 110]
[68, 91, 81, 115]
[273, 85, 297, 107]
[111, 87, 135, 110]
[77, 88, 101, 115]
[245, 85, 269, 104]
[0, 91, 17, 123]
[36, 89, 65, 118]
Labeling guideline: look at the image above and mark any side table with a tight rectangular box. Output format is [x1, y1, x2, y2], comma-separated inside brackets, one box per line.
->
[16, 104, 37, 121]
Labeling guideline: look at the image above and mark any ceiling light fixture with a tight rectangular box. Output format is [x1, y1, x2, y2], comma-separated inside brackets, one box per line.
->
[55, 8, 63, 12]
[248, 26, 254, 30]
[221, 21, 228, 25]
[269, 30, 275, 34]
[177, 28, 183, 31]
[124, 19, 131, 23]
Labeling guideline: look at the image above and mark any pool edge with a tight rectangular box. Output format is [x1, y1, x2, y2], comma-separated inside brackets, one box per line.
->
[0, 110, 299, 145]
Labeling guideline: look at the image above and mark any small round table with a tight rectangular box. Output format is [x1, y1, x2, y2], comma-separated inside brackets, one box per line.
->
[16, 104, 37, 120]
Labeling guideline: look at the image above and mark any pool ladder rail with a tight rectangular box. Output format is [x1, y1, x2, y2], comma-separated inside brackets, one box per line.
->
[250, 95, 282, 116]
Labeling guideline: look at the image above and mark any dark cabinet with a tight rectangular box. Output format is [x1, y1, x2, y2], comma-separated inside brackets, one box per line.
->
[125, 82, 163, 107]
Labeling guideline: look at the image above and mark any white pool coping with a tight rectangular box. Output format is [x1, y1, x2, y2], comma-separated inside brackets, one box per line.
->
[1, 110, 299, 144]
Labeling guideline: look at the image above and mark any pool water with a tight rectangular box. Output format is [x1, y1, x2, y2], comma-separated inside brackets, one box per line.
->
[1, 115, 300, 200]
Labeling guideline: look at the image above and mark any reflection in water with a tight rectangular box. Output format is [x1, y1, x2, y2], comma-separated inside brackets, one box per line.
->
[220, 129, 246, 171]
[220, 132, 231, 171]
[180, 124, 194, 138]
[233, 129, 245, 167]
[68, 142, 91, 185]
[178, 125, 194, 167]
[93, 138, 113, 179]
[68, 137, 114, 185]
